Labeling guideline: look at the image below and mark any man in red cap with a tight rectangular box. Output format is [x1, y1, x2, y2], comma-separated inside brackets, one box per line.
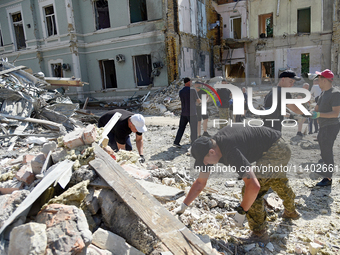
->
[311, 69, 340, 186]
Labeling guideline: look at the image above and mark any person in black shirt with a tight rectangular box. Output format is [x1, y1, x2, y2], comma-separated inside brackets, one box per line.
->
[310, 69, 340, 187]
[174, 126, 299, 238]
[98, 109, 147, 162]
[174, 78, 200, 147]
[216, 79, 231, 128]
[263, 70, 304, 131]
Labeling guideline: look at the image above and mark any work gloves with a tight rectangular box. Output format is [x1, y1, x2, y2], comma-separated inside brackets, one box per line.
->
[233, 205, 247, 227]
[173, 203, 188, 215]
[138, 155, 145, 163]
[311, 111, 320, 119]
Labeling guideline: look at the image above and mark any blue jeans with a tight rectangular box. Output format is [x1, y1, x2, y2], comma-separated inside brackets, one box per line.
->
[174, 115, 198, 145]
[107, 132, 132, 151]
[308, 118, 318, 133]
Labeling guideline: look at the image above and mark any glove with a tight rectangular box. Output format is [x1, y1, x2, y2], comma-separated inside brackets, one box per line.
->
[233, 205, 247, 227]
[173, 203, 188, 215]
[233, 212, 246, 227]
[311, 111, 320, 119]
[138, 155, 145, 163]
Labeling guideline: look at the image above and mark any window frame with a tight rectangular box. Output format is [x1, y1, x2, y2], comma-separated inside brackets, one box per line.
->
[297, 7, 311, 34]
[258, 13, 273, 38]
[48, 59, 64, 78]
[7, 5, 26, 51]
[230, 16, 241, 39]
[39, 0, 59, 39]
[93, 0, 111, 30]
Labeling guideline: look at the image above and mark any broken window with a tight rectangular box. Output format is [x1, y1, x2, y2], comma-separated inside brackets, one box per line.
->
[301, 53, 310, 75]
[200, 53, 206, 72]
[0, 27, 3, 47]
[51, 63, 63, 78]
[44, 5, 57, 36]
[230, 17, 241, 39]
[94, 0, 111, 30]
[99, 60, 117, 89]
[259, 13, 273, 38]
[129, 0, 147, 23]
[133, 55, 152, 86]
[261, 61, 275, 82]
[298, 8, 311, 34]
[12, 12, 26, 50]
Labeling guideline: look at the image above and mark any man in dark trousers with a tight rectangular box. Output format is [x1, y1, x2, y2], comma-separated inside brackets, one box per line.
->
[173, 77, 200, 148]
[263, 70, 304, 131]
[174, 125, 299, 239]
[311, 69, 340, 186]
[98, 109, 147, 162]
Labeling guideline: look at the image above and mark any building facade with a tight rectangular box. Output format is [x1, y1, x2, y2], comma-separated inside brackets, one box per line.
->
[214, 0, 335, 85]
[0, 0, 219, 101]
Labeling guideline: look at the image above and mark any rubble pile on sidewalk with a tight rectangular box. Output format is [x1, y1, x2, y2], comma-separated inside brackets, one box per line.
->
[141, 79, 219, 117]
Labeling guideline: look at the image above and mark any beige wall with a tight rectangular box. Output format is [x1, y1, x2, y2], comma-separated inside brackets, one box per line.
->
[248, 0, 323, 39]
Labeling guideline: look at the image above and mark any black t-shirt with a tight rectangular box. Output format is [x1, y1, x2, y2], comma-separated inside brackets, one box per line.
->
[317, 87, 340, 127]
[180, 86, 199, 116]
[216, 88, 231, 108]
[215, 126, 281, 176]
[263, 87, 292, 131]
[98, 109, 142, 144]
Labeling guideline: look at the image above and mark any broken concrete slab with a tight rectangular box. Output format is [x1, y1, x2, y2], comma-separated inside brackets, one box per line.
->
[30, 153, 46, 175]
[41, 141, 57, 156]
[92, 228, 144, 255]
[36, 204, 92, 254]
[264, 192, 284, 211]
[0, 160, 74, 235]
[63, 129, 85, 149]
[122, 164, 152, 180]
[136, 180, 185, 202]
[83, 124, 97, 144]
[8, 222, 47, 255]
[85, 244, 113, 255]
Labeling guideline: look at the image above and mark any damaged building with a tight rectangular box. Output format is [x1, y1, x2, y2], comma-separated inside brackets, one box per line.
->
[213, 0, 336, 85]
[0, 0, 221, 103]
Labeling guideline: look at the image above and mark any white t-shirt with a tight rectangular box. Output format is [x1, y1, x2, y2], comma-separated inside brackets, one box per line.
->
[310, 84, 322, 98]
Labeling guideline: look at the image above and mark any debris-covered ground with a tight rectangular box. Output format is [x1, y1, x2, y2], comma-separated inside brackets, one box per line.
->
[1, 61, 340, 254]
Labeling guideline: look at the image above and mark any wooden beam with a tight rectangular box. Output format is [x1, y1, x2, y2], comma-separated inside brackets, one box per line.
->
[0, 113, 66, 135]
[44, 77, 84, 87]
[90, 144, 217, 255]
[0, 66, 27, 75]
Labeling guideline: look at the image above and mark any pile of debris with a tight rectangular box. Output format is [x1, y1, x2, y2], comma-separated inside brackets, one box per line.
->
[141, 79, 219, 117]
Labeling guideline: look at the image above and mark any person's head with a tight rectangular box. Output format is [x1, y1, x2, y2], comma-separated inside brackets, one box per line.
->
[315, 69, 333, 90]
[184, 77, 191, 86]
[302, 83, 309, 90]
[313, 78, 319, 85]
[278, 70, 301, 87]
[128, 114, 147, 133]
[221, 78, 227, 84]
[242, 87, 246, 93]
[191, 137, 221, 169]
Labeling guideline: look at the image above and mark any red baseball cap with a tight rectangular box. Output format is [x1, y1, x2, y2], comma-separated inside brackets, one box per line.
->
[316, 69, 334, 80]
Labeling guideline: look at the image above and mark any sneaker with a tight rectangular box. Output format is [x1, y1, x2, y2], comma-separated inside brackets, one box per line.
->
[282, 209, 300, 219]
[202, 131, 211, 137]
[173, 143, 182, 148]
[316, 178, 332, 187]
[296, 131, 303, 136]
[308, 132, 313, 135]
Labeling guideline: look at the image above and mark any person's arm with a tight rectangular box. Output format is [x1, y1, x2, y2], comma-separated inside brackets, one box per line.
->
[240, 169, 260, 211]
[136, 134, 143, 155]
[183, 172, 210, 206]
[287, 104, 304, 115]
[317, 105, 340, 118]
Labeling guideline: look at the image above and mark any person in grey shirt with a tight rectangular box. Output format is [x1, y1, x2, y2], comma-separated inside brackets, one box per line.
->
[311, 69, 340, 187]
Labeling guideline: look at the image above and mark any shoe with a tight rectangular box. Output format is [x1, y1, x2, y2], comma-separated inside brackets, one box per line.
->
[314, 130, 318, 133]
[308, 132, 313, 135]
[282, 209, 300, 219]
[248, 228, 270, 243]
[202, 131, 211, 137]
[173, 143, 181, 148]
[297, 131, 303, 136]
[316, 178, 332, 187]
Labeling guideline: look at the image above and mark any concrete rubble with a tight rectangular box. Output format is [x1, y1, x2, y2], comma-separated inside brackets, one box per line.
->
[1, 64, 340, 254]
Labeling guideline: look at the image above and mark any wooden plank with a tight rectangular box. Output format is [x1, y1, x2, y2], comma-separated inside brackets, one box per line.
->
[90, 144, 217, 255]
[98, 112, 122, 146]
[0, 113, 66, 135]
[83, 97, 89, 110]
[0, 65, 27, 75]
[44, 77, 84, 87]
